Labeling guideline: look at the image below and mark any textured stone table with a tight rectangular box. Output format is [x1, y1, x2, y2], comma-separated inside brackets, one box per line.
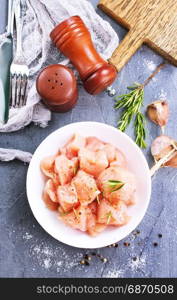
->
[0, 0, 177, 278]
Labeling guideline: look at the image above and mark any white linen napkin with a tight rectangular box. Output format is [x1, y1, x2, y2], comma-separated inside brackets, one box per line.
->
[0, 0, 119, 162]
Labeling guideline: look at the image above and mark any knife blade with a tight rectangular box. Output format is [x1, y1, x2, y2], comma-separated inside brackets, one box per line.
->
[0, 0, 14, 124]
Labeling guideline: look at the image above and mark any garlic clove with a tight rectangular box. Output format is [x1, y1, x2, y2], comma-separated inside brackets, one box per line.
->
[151, 135, 174, 161]
[151, 135, 177, 168]
[147, 100, 169, 127]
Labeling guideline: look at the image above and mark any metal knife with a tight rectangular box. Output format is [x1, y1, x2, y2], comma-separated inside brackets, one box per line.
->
[0, 0, 14, 124]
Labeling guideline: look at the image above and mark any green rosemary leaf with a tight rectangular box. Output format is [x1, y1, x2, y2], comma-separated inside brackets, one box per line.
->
[115, 93, 129, 99]
[112, 184, 125, 192]
[127, 82, 142, 90]
[106, 212, 112, 225]
[106, 180, 125, 192]
[107, 180, 123, 184]
[134, 112, 147, 148]
[127, 86, 136, 90]
[118, 110, 134, 131]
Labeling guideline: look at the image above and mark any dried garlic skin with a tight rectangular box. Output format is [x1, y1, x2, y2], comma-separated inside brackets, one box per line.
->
[147, 100, 169, 127]
[165, 155, 177, 167]
[151, 135, 177, 167]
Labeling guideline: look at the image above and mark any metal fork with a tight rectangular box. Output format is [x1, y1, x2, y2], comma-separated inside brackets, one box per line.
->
[10, 0, 29, 108]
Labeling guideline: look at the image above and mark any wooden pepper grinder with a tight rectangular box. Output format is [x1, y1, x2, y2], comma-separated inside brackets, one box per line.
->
[50, 16, 117, 95]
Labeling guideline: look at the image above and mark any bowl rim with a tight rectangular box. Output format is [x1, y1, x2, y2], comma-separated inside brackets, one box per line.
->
[26, 121, 151, 249]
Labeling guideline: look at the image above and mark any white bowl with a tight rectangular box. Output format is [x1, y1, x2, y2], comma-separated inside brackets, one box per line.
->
[26, 122, 151, 249]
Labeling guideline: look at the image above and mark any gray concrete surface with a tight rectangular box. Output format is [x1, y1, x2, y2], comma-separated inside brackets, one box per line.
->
[0, 0, 177, 278]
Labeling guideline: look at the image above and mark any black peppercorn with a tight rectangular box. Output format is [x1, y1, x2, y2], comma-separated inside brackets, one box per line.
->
[124, 242, 130, 247]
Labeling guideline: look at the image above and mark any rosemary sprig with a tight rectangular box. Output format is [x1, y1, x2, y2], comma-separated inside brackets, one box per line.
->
[115, 84, 146, 148]
[96, 194, 100, 204]
[106, 212, 112, 225]
[73, 164, 79, 176]
[106, 180, 125, 192]
[73, 208, 79, 221]
[105, 211, 117, 224]
[60, 211, 71, 217]
[134, 112, 146, 148]
[114, 62, 167, 149]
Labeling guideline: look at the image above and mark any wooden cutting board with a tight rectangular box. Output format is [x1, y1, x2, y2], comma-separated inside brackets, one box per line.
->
[98, 0, 177, 71]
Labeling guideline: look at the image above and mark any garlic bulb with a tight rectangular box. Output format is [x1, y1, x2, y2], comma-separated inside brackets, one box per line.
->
[147, 100, 169, 127]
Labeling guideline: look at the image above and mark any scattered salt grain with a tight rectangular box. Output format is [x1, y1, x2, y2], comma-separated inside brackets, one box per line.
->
[43, 258, 52, 270]
[128, 255, 146, 272]
[152, 77, 157, 82]
[23, 232, 33, 240]
[158, 89, 167, 99]
[57, 261, 62, 267]
[144, 59, 156, 71]
[43, 247, 53, 256]
[104, 269, 124, 278]
[33, 245, 40, 254]
[31, 243, 83, 272]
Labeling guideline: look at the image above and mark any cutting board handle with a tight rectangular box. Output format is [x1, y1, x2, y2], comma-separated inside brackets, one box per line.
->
[109, 29, 144, 72]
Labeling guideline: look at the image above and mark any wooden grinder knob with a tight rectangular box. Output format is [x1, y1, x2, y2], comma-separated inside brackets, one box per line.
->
[50, 16, 117, 95]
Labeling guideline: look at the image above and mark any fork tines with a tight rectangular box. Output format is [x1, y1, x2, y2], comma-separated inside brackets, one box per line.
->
[11, 66, 29, 108]
[10, 0, 29, 108]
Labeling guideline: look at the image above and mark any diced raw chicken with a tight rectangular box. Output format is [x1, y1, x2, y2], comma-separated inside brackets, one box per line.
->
[97, 166, 136, 205]
[63, 134, 86, 159]
[59, 147, 67, 156]
[40, 155, 56, 178]
[79, 148, 108, 177]
[44, 179, 58, 203]
[97, 198, 130, 226]
[43, 188, 59, 211]
[86, 137, 105, 151]
[72, 170, 100, 205]
[57, 184, 79, 212]
[55, 155, 78, 185]
[110, 149, 127, 168]
[52, 173, 60, 186]
[88, 201, 97, 215]
[102, 143, 116, 163]
[41, 133, 134, 236]
[88, 224, 107, 236]
[86, 207, 96, 233]
[59, 205, 87, 232]
[86, 202, 106, 236]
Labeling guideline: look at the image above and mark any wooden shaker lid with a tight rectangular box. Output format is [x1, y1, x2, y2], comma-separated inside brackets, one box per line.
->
[36, 64, 78, 112]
